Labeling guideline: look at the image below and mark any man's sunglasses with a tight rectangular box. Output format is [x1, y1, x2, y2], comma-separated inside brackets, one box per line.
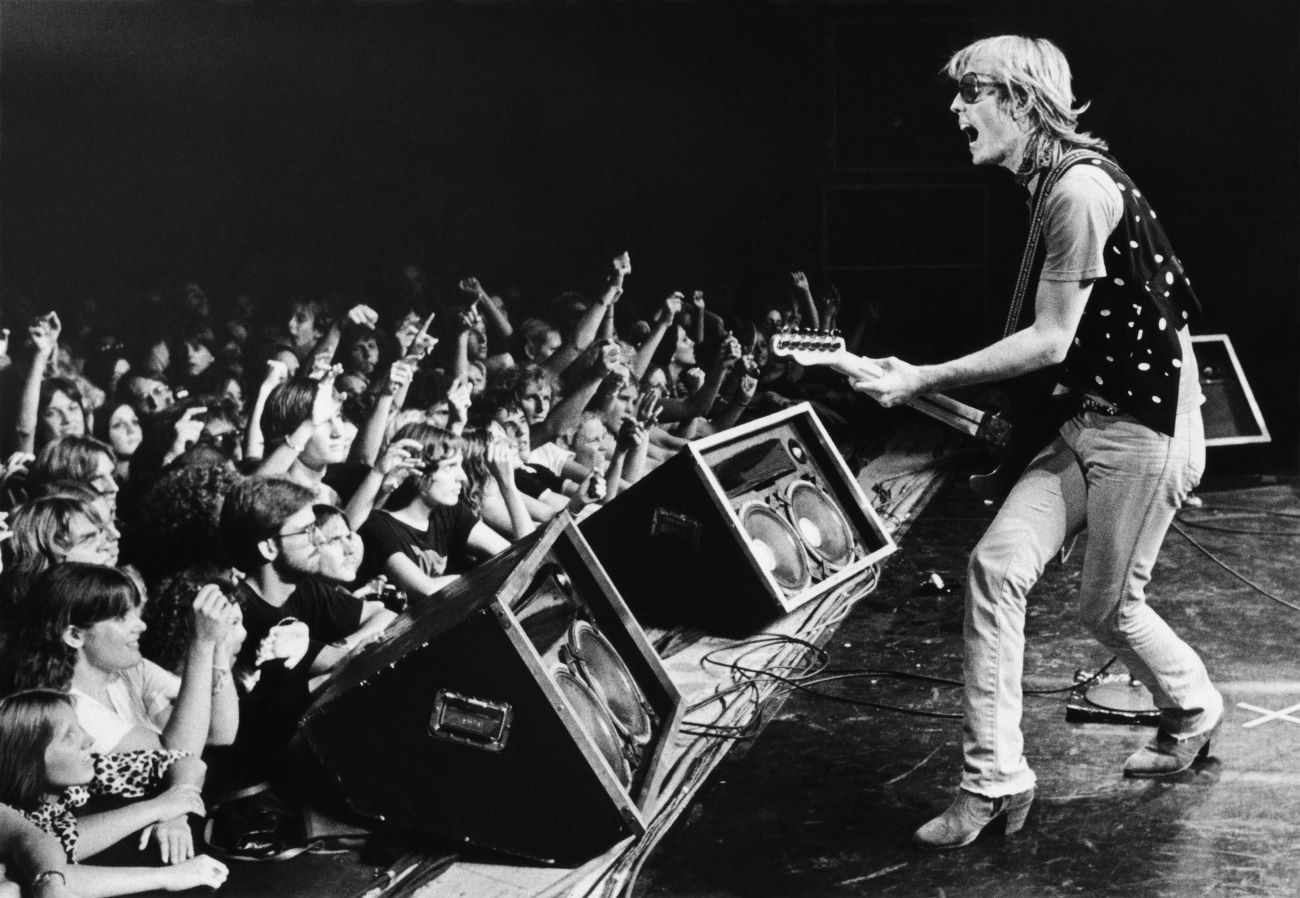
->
[958, 72, 1001, 104]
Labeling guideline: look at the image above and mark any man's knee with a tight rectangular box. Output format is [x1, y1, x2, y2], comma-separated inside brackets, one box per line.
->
[968, 530, 1043, 600]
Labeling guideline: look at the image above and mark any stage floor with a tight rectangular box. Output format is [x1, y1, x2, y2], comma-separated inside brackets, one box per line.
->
[159, 434, 1300, 898]
[635, 475, 1300, 898]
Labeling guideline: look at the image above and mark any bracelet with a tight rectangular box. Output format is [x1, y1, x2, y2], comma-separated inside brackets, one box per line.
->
[32, 871, 67, 889]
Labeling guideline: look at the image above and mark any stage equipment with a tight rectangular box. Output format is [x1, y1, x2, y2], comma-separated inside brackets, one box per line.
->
[298, 516, 683, 864]
[1191, 334, 1270, 446]
[580, 404, 895, 635]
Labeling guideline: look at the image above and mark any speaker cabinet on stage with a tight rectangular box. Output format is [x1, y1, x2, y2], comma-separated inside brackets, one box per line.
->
[298, 516, 683, 865]
[1191, 334, 1271, 446]
[580, 404, 896, 636]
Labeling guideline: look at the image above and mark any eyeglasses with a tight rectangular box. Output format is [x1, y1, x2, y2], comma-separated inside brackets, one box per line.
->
[958, 72, 1001, 104]
[275, 523, 322, 544]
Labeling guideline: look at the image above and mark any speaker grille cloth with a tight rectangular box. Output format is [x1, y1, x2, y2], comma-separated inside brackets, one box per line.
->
[553, 668, 631, 787]
[571, 622, 652, 744]
[740, 505, 810, 593]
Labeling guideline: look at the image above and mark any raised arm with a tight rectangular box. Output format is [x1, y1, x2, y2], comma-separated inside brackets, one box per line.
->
[244, 359, 290, 462]
[14, 314, 61, 455]
[631, 292, 682, 380]
[789, 271, 821, 333]
[352, 359, 414, 467]
[161, 585, 236, 756]
[255, 371, 338, 477]
[344, 437, 421, 532]
[459, 277, 514, 343]
[535, 342, 618, 445]
[542, 256, 627, 380]
[487, 441, 535, 540]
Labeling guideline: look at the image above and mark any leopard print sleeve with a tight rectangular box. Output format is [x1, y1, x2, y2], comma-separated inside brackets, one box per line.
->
[88, 749, 190, 799]
[25, 796, 79, 861]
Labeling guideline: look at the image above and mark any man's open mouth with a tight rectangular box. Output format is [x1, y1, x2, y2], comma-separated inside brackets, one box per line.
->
[962, 125, 979, 144]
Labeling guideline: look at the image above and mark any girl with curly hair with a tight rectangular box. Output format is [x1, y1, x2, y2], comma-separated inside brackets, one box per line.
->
[0, 690, 228, 891]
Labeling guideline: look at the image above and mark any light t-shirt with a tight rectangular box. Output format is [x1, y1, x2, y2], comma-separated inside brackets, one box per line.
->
[1037, 164, 1123, 284]
[527, 441, 574, 478]
[70, 660, 181, 754]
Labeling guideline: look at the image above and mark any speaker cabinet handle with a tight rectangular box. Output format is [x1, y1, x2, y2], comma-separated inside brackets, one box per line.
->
[429, 690, 514, 753]
[650, 508, 701, 550]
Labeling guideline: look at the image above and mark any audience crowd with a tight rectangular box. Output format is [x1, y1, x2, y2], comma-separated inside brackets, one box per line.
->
[0, 256, 863, 896]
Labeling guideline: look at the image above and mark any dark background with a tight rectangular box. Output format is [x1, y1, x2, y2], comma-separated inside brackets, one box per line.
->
[3, 0, 1297, 466]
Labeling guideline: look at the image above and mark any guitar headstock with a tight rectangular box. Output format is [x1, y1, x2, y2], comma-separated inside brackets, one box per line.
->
[769, 329, 847, 366]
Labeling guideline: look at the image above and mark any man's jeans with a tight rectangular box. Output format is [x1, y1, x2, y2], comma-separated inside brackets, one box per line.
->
[960, 406, 1217, 797]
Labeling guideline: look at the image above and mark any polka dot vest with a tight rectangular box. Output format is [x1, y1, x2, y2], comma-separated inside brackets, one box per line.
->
[1059, 155, 1201, 436]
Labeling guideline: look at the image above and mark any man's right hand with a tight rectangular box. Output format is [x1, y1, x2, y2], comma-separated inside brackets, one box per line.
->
[849, 356, 923, 407]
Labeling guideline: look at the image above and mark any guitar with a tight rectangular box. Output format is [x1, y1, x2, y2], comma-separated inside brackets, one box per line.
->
[771, 330, 1047, 498]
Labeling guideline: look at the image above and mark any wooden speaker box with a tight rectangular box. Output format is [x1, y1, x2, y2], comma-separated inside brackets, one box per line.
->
[298, 515, 683, 864]
[581, 404, 896, 636]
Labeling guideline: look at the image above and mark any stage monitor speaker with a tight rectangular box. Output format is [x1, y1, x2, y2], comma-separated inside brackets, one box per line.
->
[1191, 334, 1270, 446]
[298, 516, 684, 865]
[580, 404, 896, 636]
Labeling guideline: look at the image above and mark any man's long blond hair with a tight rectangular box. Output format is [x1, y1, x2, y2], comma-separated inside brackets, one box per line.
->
[945, 36, 1108, 173]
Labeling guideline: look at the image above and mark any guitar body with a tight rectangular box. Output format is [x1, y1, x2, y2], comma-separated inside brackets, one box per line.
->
[965, 376, 1075, 499]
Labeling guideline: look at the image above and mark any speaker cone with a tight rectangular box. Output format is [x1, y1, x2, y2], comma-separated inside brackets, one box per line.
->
[564, 621, 653, 748]
[784, 480, 857, 569]
[738, 502, 810, 594]
[552, 667, 632, 787]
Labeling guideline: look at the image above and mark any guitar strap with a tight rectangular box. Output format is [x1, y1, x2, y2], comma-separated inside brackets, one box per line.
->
[1002, 148, 1101, 337]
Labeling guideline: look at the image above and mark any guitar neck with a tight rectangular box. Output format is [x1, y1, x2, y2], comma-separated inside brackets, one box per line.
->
[773, 338, 1008, 447]
[905, 393, 985, 440]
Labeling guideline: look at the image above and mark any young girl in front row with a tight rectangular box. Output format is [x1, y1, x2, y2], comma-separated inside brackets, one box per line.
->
[0, 690, 228, 895]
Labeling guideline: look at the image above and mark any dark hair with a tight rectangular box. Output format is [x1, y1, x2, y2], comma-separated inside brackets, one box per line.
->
[37, 377, 89, 447]
[5, 564, 143, 693]
[219, 476, 317, 574]
[133, 463, 241, 586]
[385, 423, 460, 509]
[92, 399, 139, 454]
[650, 323, 688, 373]
[141, 564, 228, 674]
[0, 690, 76, 810]
[182, 323, 218, 354]
[261, 377, 318, 444]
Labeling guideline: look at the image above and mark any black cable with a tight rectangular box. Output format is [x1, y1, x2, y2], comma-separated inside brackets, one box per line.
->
[1171, 520, 1300, 614]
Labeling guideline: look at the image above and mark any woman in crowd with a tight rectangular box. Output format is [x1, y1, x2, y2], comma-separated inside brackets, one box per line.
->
[0, 690, 229, 893]
[0, 494, 120, 618]
[3, 565, 240, 825]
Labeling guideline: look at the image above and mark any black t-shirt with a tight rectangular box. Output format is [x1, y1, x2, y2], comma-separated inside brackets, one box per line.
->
[514, 462, 564, 499]
[323, 461, 371, 508]
[235, 577, 364, 674]
[356, 503, 478, 589]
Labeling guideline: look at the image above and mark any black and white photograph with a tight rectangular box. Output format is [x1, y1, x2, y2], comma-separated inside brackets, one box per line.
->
[0, 2, 1297, 896]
